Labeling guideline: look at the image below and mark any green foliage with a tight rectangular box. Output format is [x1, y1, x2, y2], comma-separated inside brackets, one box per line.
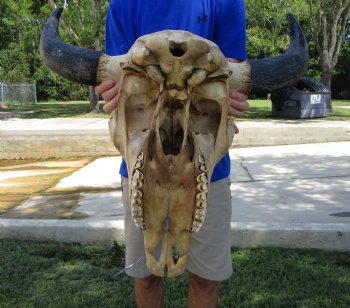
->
[0, 0, 349, 100]
[55, 0, 109, 49]
[332, 40, 350, 98]
[0, 43, 31, 82]
[34, 64, 89, 101]
[246, 0, 309, 58]
[0, 1, 108, 101]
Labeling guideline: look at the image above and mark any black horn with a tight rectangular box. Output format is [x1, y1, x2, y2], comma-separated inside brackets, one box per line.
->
[248, 13, 308, 93]
[40, 7, 102, 86]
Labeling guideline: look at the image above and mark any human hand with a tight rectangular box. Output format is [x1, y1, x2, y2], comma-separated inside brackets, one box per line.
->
[226, 58, 249, 133]
[95, 79, 120, 113]
[229, 91, 249, 117]
[228, 91, 249, 134]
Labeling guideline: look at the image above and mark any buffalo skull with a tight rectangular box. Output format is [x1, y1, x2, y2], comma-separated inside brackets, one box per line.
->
[40, 8, 308, 277]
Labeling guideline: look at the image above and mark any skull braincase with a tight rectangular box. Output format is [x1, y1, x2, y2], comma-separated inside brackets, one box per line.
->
[108, 30, 234, 277]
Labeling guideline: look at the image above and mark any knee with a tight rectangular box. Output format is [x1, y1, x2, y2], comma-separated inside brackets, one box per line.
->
[188, 272, 219, 293]
[135, 274, 162, 290]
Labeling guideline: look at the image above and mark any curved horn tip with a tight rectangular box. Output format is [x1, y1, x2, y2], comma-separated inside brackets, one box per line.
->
[52, 7, 63, 19]
[248, 13, 308, 93]
[286, 12, 296, 24]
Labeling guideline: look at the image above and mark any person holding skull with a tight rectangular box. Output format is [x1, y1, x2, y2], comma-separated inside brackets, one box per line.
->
[95, 1, 248, 307]
[40, 0, 308, 305]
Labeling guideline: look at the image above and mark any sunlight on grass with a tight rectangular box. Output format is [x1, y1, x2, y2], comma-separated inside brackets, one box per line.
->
[1, 99, 349, 120]
[1, 241, 349, 307]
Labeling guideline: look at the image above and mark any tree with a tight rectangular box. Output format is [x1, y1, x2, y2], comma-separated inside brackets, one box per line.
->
[245, 0, 309, 58]
[308, 0, 350, 89]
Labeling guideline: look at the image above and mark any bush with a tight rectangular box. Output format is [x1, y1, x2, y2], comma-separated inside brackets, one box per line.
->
[34, 63, 89, 101]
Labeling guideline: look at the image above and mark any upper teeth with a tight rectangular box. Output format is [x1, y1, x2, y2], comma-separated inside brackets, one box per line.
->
[130, 151, 146, 230]
[190, 154, 209, 233]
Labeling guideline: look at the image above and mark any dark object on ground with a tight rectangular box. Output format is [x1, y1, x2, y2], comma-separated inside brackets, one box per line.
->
[271, 77, 332, 118]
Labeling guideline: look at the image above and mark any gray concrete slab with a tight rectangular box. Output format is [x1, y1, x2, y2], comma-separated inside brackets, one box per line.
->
[55, 156, 122, 189]
[1, 142, 349, 250]
[76, 191, 124, 220]
[1, 118, 349, 159]
[0, 118, 108, 130]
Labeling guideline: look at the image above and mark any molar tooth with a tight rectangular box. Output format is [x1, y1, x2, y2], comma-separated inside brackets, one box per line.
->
[136, 222, 145, 230]
[198, 155, 205, 164]
[134, 217, 144, 224]
[135, 160, 144, 169]
[131, 179, 143, 189]
[137, 152, 144, 161]
[196, 173, 208, 184]
[195, 213, 204, 221]
[195, 208, 206, 217]
[132, 205, 143, 215]
[132, 169, 144, 180]
[130, 196, 142, 207]
[196, 200, 207, 209]
[196, 192, 207, 202]
[190, 221, 202, 233]
[131, 189, 142, 199]
[197, 183, 208, 192]
[199, 164, 207, 172]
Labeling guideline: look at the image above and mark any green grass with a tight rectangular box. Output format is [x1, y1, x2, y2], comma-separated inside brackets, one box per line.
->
[238, 99, 350, 121]
[1, 99, 350, 121]
[1, 240, 349, 307]
[0, 101, 109, 119]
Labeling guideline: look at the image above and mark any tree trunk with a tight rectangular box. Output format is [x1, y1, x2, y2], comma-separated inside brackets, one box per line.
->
[321, 67, 332, 90]
[87, 0, 101, 113]
[88, 86, 99, 113]
[309, 0, 350, 91]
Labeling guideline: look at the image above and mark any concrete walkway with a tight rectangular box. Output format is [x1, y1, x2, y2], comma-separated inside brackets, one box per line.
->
[1, 118, 349, 159]
[1, 120, 349, 250]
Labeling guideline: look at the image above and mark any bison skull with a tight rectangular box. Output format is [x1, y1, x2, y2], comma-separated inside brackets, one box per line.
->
[105, 31, 237, 276]
[40, 8, 308, 277]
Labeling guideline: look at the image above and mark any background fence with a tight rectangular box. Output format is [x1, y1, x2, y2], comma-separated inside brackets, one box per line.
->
[0, 82, 37, 104]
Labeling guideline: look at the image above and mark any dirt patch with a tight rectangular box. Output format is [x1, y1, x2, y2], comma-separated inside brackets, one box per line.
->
[0, 158, 93, 215]
[1, 193, 88, 219]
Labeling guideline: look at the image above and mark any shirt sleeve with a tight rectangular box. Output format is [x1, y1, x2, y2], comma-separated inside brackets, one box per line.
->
[105, 1, 130, 56]
[214, 0, 247, 60]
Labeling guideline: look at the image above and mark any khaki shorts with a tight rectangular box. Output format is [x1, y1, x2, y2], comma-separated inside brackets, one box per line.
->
[121, 176, 232, 281]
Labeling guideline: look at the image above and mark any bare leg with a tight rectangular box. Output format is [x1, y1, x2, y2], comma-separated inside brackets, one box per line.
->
[188, 272, 219, 308]
[134, 275, 163, 308]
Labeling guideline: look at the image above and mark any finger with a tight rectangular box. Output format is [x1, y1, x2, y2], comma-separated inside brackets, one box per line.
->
[228, 104, 244, 117]
[228, 98, 250, 117]
[233, 123, 240, 134]
[229, 98, 249, 113]
[103, 93, 120, 113]
[95, 79, 115, 95]
[102, 83, 120, 102]
[229, 91, 247, 100]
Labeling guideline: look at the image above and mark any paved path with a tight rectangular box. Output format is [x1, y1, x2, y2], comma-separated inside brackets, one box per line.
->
[1, 118, 349, 159]
[1, 141, 349, 251]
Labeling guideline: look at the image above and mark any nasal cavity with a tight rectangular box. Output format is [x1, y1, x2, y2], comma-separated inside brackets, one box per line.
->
[169, 42, 187, 57]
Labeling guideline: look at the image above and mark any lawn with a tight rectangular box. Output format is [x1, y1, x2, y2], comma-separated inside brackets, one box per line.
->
[1, 240, 349, 307]
[241, 99, 350, 121]
[1, 99, 350, 120]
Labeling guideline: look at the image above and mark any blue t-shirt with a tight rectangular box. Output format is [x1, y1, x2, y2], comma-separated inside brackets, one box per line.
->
[105, 0, 247, 182]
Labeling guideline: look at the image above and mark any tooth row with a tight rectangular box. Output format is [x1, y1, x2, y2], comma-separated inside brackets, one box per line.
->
[130, 152, 146, 230]
[190, 155, 209, 233]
